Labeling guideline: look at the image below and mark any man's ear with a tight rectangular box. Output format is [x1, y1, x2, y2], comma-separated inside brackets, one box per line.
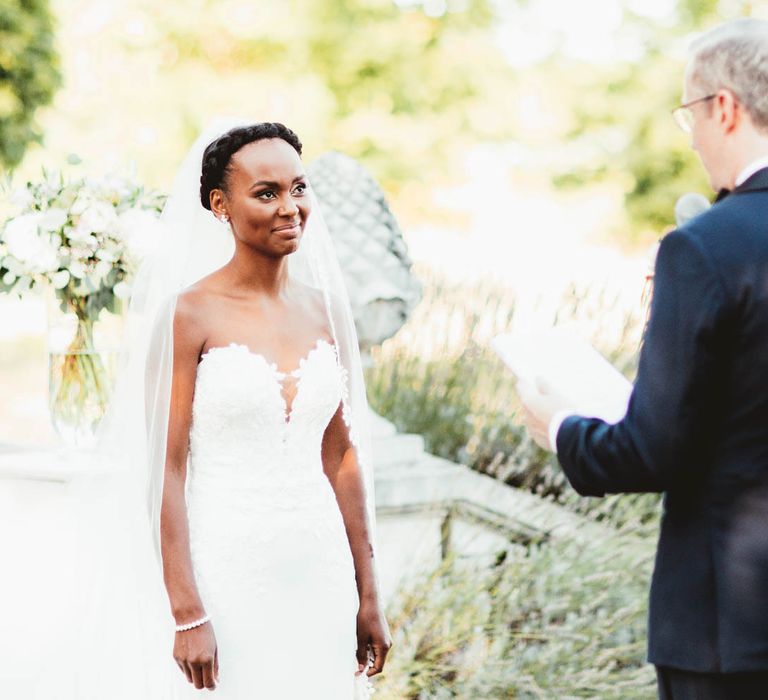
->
[718, 89, 739, 134]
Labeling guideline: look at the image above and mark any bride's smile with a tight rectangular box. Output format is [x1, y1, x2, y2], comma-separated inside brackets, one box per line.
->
[208, 137, 311, 258]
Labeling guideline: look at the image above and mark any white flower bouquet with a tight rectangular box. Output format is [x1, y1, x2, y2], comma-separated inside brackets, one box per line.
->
[0, 166, 166, 443]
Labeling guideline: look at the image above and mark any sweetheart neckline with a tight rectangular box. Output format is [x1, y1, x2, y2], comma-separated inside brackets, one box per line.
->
[195, 338, 338, 426]
[197, 338, 334, 378]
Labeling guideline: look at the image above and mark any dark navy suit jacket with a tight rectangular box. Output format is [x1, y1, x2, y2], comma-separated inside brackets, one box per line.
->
[556, 167, 768, 673]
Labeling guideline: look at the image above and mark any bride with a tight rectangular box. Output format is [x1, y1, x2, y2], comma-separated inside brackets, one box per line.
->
[98, 120, 390, 698]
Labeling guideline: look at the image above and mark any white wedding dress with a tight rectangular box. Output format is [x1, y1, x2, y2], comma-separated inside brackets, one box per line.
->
[177, 338, 370, 698]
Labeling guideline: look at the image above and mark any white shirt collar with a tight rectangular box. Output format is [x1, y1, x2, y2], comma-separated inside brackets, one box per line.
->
[735, 155, 768, 187]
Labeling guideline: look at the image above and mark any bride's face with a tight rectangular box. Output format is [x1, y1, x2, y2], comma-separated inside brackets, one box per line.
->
[220, 138, 311, 257]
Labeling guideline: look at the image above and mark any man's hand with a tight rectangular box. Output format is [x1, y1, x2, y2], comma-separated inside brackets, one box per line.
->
[517, 378, 573, 452]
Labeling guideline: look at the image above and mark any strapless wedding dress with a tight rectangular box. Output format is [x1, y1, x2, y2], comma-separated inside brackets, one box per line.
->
[177, 339, 370, 698]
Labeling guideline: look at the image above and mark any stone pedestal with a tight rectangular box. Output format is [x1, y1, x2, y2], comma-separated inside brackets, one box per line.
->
[370, 412, 608, 602]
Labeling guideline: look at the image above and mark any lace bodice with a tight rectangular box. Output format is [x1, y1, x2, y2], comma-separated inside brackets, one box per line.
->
[186, 336, 352, 532]
[190, 337, 344, 462]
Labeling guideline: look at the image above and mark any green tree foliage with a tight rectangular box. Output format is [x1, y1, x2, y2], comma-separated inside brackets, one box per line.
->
[138, 0, 516, 191]
[0, 0, 61, 170]
[9, 0, 758, 242]
[549, 0, 756, 240]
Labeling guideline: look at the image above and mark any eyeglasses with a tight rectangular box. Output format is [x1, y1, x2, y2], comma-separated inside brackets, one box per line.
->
[672, 94, 716, 133]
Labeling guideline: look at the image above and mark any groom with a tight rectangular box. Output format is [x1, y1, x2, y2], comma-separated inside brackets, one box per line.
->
[519, 19, 768, 700]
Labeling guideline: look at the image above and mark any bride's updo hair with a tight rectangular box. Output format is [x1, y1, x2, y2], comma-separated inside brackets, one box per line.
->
[199, 122, 303, 211]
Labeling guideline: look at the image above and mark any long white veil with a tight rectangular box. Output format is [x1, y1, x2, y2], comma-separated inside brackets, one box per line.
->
[68, 119, 376, 698]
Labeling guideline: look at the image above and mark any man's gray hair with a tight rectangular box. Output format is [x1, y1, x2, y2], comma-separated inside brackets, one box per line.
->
[690, 19, 768, 131]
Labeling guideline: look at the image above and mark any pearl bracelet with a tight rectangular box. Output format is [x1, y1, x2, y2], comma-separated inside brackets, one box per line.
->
[175, 614, 211, 632]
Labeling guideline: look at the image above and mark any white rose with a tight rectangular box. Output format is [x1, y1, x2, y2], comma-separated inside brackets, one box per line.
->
[113, 280, 132, 299]
[69, 260, 87, 279]
[2, 271, 16, 286]
[67, 225, 89, 244]
[39, 179, 60, 201]
[2, 213, 44, 263]
[10, 187, 34, 210]
[95, 246, 117, 263]
[39, 208, 68, 233]
[74, 201, 118, 237]
[51, 270, 70, 289]
[70, 192, 94, 216]
[35, 238, 60, 273]
[101, 173, 134, 200]
[94, 259, 113, 281]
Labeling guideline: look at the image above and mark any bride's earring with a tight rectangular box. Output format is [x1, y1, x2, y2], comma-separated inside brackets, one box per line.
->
[220, 214, 229, 224]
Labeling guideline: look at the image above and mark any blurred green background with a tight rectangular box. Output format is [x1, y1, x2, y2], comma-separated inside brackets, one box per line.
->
[3, 1, 767, 697]
[6, 0, 765, 240]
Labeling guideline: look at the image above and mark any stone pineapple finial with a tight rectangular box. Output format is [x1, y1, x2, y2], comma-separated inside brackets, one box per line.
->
[307, 152, 422, 354]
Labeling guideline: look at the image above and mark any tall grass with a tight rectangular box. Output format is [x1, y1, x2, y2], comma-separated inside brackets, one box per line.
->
[366, 268, 662, 534]
[377, 538, 656, 699]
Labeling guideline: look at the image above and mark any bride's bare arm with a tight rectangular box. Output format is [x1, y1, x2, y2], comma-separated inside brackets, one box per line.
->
[161, 294, 218, 690]
[322, 407, 392, 676]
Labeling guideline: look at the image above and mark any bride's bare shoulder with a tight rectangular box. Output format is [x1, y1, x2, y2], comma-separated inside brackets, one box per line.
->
[290, 279, 326, 312]
[173, 276, 226, 341]
[176, 272, 227, 313]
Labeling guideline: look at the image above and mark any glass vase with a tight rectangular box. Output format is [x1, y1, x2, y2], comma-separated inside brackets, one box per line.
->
[47, 295, 121, 447]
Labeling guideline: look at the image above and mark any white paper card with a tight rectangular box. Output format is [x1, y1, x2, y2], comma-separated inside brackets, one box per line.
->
[491, 328, 633, 423]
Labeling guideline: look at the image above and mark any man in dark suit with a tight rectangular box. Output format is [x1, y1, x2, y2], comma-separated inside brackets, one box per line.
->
[519, 19, 768, 699]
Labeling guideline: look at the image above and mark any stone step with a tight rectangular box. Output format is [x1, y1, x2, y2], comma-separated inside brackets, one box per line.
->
[374, 452, 627, 550]
[372, 432, 426, 469]
[368, 411, 397, 439]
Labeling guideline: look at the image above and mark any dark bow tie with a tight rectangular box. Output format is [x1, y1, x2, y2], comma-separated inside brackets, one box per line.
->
[715, 188, 731, 203]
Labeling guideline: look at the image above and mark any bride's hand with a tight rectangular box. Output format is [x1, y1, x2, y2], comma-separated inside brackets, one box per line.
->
[173, 622, 219, 690]
[356, 598, 392, 677]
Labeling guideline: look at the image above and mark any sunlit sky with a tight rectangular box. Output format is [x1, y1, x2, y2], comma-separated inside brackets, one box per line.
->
[497, 0, 672, 66]
[76, 0, 684, 66]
